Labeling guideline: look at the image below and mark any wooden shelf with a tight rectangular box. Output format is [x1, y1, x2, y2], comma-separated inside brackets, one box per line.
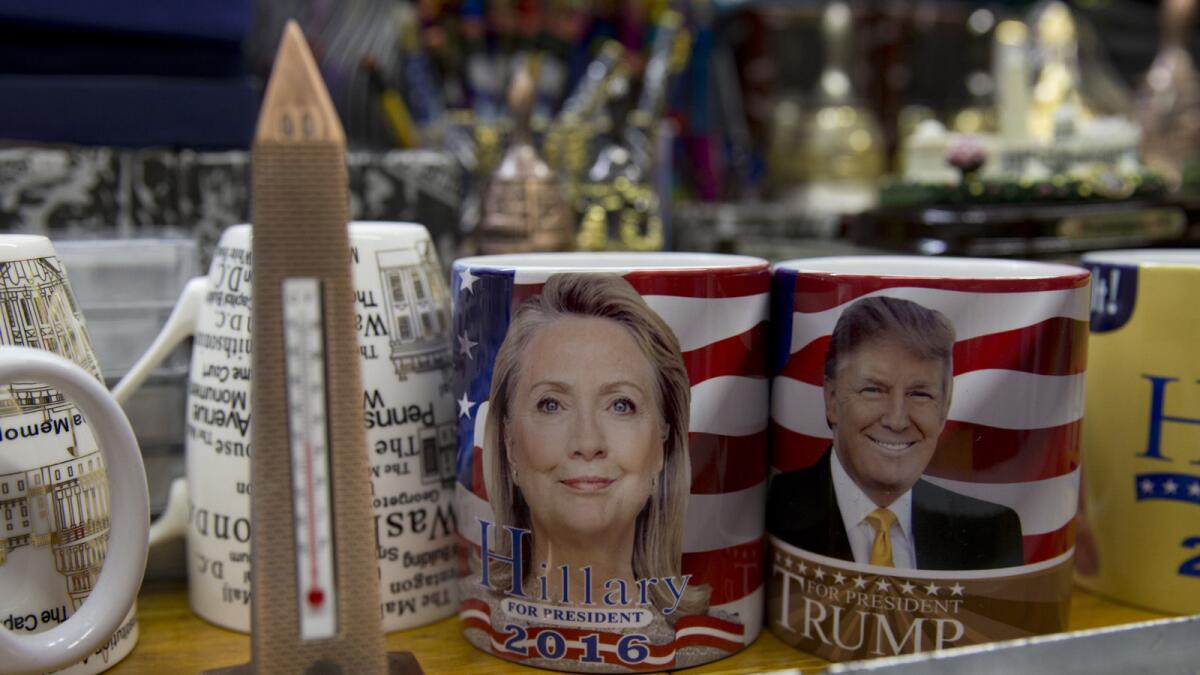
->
[108, 580, 1167, 673]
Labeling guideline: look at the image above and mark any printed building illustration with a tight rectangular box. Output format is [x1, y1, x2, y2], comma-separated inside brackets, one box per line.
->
[378, 241, 452, 381]
[0, 256, 110, 606]
[0, 452, 110, 609]
[0, 256, 100, 417]
[419, 422, 458, 487]
[377, 241, 456, 487]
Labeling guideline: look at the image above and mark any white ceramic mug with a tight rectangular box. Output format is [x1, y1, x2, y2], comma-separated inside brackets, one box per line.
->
[115, 222, 459, 632]
[0, 236, 148, 675]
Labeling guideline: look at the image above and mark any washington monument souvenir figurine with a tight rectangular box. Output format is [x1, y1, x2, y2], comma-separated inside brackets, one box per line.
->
[205, 21, 420, 675]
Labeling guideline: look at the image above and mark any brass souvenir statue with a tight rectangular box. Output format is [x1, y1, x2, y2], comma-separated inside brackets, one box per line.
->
[801, 1, 885, 214]
[995, 19, 1031, 143]
[478, 66, 572, 254]
[544, 41, 626, 186]
[1136, 0, 1200, 189]
[573, 13, 684, 253]
[574, 73, 663, 252]
[1028, 2, 1093, 142]
[624, 9, 684, 174]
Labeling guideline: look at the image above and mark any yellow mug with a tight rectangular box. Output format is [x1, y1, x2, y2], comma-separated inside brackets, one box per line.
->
[1077, 250, 1200, 614]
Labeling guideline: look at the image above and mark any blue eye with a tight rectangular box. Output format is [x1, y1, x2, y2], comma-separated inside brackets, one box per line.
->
[537, 397, 561, 413]
[611, 397, 637, 414]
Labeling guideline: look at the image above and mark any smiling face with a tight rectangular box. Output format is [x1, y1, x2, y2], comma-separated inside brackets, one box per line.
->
[506, 315, 665, 548]
[825, 338, 950, 507]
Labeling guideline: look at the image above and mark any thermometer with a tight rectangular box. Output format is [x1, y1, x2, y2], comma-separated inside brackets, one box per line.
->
[282, 277, 337, 640]
[208, 20, 417, 675]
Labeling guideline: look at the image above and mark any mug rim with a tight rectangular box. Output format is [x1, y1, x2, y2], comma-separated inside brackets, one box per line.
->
[222, 221, 430, 242]
[0, 234, 55, 262]
[775, 256, 1089, 281]
[1081, 249, 1200, 267]
[454, 251, 768, 272]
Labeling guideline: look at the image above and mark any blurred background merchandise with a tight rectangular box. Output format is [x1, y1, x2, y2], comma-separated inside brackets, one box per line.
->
[1, 0, 1199, 547]
[1, 1, 1198, 253]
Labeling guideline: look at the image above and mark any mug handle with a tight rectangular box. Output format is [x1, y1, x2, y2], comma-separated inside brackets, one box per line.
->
[111, 276, 208, 405]
[0, 347, 149, 675]
[111, 276, 207, 547]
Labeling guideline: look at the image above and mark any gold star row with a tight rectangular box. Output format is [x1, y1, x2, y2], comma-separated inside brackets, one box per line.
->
[773, 552, 966, 596]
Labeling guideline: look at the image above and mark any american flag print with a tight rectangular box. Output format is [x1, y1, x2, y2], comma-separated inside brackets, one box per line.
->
[452, 259, 770, 670]
[769, 267, 1092, 566]
[458, 598, 747, 671]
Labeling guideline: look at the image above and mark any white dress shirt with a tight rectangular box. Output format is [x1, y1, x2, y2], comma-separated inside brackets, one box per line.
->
[830, 449, 917, 569]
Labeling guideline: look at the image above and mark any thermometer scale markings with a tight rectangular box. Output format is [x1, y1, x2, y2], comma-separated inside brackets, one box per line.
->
[282, 277, 337, 640]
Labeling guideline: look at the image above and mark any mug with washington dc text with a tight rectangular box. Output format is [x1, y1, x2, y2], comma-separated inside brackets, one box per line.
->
[452, 252, 769, 672]
[113, 222, 459, 633]
[767, 256, 1090, 662]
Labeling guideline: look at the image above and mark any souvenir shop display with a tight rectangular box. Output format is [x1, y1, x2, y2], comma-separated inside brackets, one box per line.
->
[8, 2, 1200, 673]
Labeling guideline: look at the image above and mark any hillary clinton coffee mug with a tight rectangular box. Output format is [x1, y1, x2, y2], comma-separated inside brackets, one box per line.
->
[452, 252, 770, 672]
[0, 236, 148, 675]
[113, 222, 458, 632]
[767, 256, 1090, 662]
[1075, 250, 1200, 615]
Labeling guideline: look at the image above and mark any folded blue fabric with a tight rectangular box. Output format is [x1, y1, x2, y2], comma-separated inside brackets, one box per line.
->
[0, 0, 252, 42]
[0, 75, 261, 149]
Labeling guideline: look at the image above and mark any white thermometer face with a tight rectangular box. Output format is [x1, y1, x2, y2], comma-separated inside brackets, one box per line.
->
[282, 277, 338, 640]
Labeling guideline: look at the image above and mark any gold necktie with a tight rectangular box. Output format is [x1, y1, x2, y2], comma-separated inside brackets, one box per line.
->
[865, 508, 898, 567]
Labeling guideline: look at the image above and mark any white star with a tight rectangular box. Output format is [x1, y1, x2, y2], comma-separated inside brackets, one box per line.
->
[813, 568, 826, 581]
[924, 582, 941, 595]
[832, 572, 846, 585]
[852, 576, 868, 589]
[900, 581, 916, 594]
[1165, 480, 1179, 494]
[1140, 479, 1155, 494]
[783, 557, 794, 570]
[796, 562, 809, 575]
[457, 392, 475, 418]
[774, 552, 784, 566]
[874, 578, 891, 592]
[459, 268, 479, 293]
[1189, 482, 1200, 497]
[949, 583, 965, 596]
[458, 332, 478, 359]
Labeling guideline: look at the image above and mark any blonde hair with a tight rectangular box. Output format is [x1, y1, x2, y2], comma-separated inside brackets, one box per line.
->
[824, 295, 956, 410]
[482, 273, 709, 618]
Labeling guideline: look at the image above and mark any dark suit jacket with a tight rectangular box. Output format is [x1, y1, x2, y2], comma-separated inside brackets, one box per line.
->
[767, 449, 1025, 570]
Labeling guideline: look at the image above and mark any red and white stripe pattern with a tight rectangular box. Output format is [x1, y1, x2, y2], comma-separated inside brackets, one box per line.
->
[459, 598, 746, 670]
[772, 274, 1090, 564]
[458, 266, 770, 652]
